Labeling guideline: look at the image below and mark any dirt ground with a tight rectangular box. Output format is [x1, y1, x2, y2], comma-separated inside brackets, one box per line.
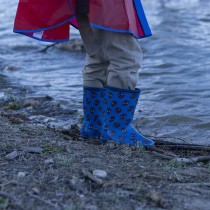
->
[0, 114, 210, 210]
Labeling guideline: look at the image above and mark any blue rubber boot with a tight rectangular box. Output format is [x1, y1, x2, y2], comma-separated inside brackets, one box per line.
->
[101, 86, 154, 148]
[80, 86, 107, 142]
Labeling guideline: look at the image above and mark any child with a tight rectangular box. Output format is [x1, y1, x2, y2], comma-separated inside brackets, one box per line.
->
[14, 0, 154, 147]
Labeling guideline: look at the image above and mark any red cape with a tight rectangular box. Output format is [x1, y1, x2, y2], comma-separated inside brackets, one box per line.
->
[14, 0, 152, 42]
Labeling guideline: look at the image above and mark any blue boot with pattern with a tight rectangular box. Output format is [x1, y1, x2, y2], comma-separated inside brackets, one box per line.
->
[80, 86, 107, 142]
[101, 86, 154, 148]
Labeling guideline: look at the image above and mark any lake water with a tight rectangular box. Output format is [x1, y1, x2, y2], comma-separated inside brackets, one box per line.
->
[0, 0, 210, 145]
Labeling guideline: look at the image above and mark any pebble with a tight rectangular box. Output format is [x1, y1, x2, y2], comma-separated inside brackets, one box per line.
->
[44, 159, 54, 164]
[17, 172, 26, 178]
[93, 170, 107, 179]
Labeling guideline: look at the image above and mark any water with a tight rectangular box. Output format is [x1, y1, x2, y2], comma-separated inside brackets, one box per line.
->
[0, 0, 210, 145]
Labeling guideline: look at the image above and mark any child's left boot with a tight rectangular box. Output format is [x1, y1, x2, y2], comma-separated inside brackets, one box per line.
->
[101, 86, 154, 148]
[80, 86, 106, 142]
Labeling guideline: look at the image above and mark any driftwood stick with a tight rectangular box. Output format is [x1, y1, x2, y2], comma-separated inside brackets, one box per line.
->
[151, 151, 210, 164]
[154, 140, 210, 152]
[148, 135, 189, 143]
[154, 139, 210, 147]
[148, 146, 177, 158]
[158, 144, 210, 152]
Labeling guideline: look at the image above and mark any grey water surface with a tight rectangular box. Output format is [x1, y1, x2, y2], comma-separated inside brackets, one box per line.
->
[0, 0, 210, 145]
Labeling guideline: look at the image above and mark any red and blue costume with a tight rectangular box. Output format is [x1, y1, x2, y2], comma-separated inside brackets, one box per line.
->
[14, 0, 152, 42]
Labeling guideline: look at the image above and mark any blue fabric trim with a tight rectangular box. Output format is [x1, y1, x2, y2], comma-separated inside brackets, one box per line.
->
[69, 0, 76, 14]
[90, 24, 151, 39]
[84, 86, 106, 91]
[133, 0, 152, 36]
[13, 31, 69, 43]
[14, 16, 75, 33]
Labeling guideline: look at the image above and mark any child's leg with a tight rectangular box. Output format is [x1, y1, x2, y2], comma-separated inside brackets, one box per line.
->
[77, 15, 108, 141]
[104, 31, 143, 90]
[77, 15, 108, 88]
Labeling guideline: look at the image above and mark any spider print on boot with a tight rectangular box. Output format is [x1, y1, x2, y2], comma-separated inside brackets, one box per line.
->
[80, 86, 107, 143]
[101, 86, 154, 148]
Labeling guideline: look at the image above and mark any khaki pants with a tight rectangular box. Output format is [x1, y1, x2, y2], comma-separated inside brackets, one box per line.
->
[77, 15, 143, 90]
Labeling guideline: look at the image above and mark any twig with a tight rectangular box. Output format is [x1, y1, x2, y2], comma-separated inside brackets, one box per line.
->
[27, 192, 59, 208]
[38, 43, 57, 53]
[175, 156, 210, 164]
[145, 174, 165, 180]
[0, 191, 17, 202]
[81, 168, 103, 185]
[5, 147, 43, 160]
[0, 163, 7, 166]
[170, 183, 210, 187]
[151, 150, 210, 164]
[148, 146, 177, 158]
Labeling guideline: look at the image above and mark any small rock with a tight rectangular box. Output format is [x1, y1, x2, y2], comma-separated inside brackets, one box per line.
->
[5, 150, 19, 160]
[18, 172, 26, 178]
[32, 187, 40, 194]
[3, 65, 18, 71]
[147, 190, 166, 208]
[44, 159, 54, 164]
[79, 194, 85, 199]
[93, 170, 107, 179]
